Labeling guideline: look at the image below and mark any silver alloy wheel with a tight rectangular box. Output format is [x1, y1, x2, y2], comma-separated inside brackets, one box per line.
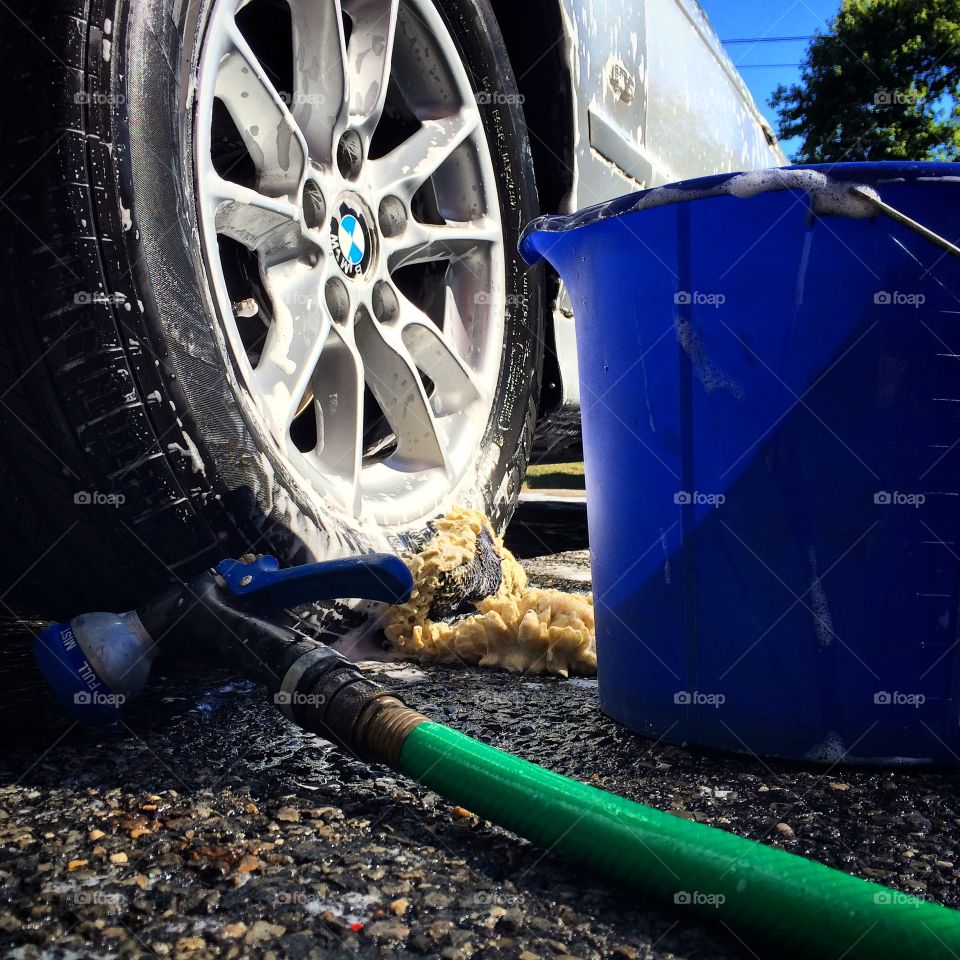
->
[194, 0, 506, 525]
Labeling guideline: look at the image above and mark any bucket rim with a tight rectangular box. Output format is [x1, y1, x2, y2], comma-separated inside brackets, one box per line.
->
[519, 161, 960, 265]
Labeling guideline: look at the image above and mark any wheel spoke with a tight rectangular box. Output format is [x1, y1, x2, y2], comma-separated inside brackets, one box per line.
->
[289, 0, 349, 161]
[309, 325, 365, 516]
[369, 109, 480, 196]
[343, 0, 400, 140]
[354, 306, 448, 472]
[217, 21, 308, 195]
[206, 175, 300, 250]
[397, 295, 482, 416]
[251, 265, 330, 438]
[386, 216, 499, 270]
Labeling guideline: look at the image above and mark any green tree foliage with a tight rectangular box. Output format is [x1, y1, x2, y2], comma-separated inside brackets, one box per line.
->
[770, 0, 960, 161]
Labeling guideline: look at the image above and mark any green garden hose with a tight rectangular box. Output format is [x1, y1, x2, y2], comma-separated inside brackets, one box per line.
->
[397, 720, 960, 959]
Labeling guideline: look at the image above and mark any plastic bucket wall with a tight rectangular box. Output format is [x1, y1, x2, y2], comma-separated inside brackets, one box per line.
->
[521, 163, 960, 764]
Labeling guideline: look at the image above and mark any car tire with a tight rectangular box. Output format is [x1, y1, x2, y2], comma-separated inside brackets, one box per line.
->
[0, 0, 543, 617]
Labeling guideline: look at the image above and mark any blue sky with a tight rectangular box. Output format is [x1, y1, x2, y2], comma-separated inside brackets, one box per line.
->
[699, 0, 842, 158]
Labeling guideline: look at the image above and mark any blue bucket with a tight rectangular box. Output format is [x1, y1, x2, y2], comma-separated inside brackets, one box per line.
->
[521, 163, 960, 764]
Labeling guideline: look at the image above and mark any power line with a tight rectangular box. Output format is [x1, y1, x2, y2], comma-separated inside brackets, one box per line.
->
[738, 63, 802, 68]
[721, 35, 815, 44]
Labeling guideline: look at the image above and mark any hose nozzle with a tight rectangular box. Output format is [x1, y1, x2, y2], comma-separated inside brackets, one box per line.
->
[34, 552, 413, 725]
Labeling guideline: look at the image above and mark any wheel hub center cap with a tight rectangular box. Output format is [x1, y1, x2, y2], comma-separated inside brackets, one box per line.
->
[329, 192, 377, 280]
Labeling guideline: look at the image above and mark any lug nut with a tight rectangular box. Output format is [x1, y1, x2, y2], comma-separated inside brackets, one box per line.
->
[325, 276, 350, 324]
[336, 130, 363, 180]
[372, 281, 400, 324]
[302, 180, 326, 231]
[378, 195, 407, 237]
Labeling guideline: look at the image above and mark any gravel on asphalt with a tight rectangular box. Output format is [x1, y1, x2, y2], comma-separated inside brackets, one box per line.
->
[0, 518, 958, 960]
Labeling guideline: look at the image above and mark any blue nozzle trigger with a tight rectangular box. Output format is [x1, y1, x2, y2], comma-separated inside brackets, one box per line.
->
[214, 553, 413, 612]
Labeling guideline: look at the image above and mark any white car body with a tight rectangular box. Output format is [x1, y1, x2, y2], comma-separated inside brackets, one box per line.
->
[519, 0, 784, 453]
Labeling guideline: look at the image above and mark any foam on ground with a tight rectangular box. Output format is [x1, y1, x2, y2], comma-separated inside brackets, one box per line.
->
[384, 506, 596, 678]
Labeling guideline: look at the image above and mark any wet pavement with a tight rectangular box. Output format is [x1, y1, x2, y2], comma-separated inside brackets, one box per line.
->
[1, 500, 960, 959]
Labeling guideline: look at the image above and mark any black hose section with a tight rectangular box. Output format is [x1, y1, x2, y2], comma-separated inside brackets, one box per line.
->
[265, 647, 425, 764]
[137, 571, 323, 684]
[136, 569, 418, 761]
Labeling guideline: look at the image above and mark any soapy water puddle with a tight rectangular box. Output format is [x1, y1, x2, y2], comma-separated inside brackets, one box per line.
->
[361, 663, 430, 684]
[522, 550, 593, 585]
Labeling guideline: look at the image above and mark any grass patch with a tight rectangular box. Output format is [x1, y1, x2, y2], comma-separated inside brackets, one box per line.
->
[523, 461, 585, 490]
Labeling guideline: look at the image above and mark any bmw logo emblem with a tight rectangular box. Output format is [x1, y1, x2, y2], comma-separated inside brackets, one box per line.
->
[330, 200, 374, 278]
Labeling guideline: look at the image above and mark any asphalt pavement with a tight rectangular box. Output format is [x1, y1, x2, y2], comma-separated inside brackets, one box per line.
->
[1, 497, 959, 960]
